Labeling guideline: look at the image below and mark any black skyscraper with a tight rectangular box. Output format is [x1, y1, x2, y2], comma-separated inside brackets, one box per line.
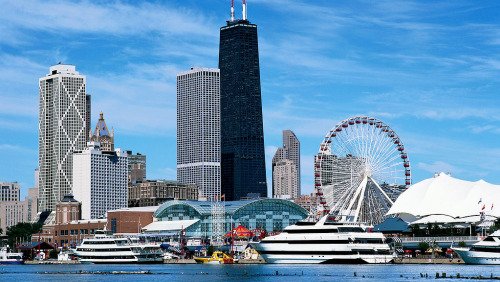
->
[219, 12, 267, 200]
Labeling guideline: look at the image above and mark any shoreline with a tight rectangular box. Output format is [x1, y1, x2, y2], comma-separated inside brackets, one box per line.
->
[23, 257, 464, 265]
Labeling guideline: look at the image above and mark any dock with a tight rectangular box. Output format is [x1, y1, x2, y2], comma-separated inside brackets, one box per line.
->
[393, 257, 464, 264]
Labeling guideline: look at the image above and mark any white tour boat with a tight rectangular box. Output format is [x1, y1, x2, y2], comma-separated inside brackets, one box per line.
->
[72, 231, 163, 264]
[251, 215, 393, 264]
[0, 247, 23, 264]
[453, 230, 500, 264]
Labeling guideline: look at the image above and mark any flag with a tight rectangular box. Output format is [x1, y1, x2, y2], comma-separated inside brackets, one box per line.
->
[478, 198, 482, 204]
[221, 194, 225, 199]
[492, 204, 494, 210]
[215, 195, 218, 200]
[482, 204, 485, 210]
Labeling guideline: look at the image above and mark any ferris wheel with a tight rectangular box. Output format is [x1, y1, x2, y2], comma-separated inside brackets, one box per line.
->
[314, 116, 411, 226]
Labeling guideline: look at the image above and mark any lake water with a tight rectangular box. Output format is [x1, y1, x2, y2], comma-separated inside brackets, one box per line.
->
[0, 263, 498, 281]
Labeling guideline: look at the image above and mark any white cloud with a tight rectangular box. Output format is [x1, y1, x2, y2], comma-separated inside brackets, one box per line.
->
[0, 1, 216, 38]
[0, 144, 37, 154]
[469, 125, 499, 134]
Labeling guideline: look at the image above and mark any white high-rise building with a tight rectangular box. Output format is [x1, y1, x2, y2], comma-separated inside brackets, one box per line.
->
[73, 142, 128, 219]
[0, 181, 20, 201]
[272, 130, 300, 199]
[177, 67, 220, 200]
[0, 182, 38, 235]
[39, 64, 87, 212]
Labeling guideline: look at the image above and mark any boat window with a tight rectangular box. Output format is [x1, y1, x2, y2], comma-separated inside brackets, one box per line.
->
[353, 238, 383, 244]
[470, 246, 500, 252]
[483, 237, 495, 242]
[338, 227, 364, 233]
[286, 229, 338, 234]
[295, 222, 316, 226]
[82, 241, 116, 244]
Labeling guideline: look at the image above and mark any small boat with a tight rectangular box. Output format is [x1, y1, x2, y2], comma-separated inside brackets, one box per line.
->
[0, 247, 23, 264]
[194, 251, 234, 264]
[453, 230, 500, 265]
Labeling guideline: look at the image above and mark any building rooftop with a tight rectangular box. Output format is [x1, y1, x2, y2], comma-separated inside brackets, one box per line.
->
[60, 194, 78, 202]
[92, 112, 111, 136]
[108, 206, 160, 213]
[142, 219, 200, 233]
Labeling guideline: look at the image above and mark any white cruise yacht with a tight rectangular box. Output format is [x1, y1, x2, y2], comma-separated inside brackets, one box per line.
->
[453, 230, 500, 264]
[251, 216, 393, 264]
[72, 231, 163, 264]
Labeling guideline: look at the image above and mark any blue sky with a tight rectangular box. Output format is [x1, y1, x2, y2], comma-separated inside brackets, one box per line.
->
[1, 0, 500, 199]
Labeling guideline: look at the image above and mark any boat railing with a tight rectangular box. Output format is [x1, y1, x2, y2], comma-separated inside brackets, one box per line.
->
[399, 236, 480, 243]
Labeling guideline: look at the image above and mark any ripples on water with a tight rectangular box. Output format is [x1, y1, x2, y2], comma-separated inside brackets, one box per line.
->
[0, 264, 498, 281]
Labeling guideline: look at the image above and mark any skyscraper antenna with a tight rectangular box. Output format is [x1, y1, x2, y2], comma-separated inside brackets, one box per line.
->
[231, 0, 234, 21]
[242, 0, 247, 20]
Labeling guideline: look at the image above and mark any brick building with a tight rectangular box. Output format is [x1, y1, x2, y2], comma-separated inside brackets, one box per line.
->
[107, 206, 157, 234]
[128, 180, 199, 207]
[35, 218, 107, 248]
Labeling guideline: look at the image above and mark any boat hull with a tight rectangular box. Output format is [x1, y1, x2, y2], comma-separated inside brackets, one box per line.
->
[0, 260, 24, 265]
[193, 252, 234, 264]
[79, 258, 163, 264]
[453, 248, 500, 265]
[251, 240, 394, 264]
[257, 253, 393, 264]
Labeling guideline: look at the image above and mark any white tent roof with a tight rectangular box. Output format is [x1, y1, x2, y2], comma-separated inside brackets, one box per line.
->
[142, 219, 199, 233]
[387, 173, 500, 222]
[411, 215, 455, 225]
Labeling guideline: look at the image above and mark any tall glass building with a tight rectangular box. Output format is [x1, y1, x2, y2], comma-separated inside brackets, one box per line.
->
[219, 13, 267, 201]
[152, 199, 308, 238]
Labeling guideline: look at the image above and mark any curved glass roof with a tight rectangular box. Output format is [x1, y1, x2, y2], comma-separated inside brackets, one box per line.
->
[154, 199, 308, 218]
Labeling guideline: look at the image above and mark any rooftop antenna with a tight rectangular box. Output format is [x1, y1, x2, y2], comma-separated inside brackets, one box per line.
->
[242, 0, 247, 20]
[231, 0, 234, 21]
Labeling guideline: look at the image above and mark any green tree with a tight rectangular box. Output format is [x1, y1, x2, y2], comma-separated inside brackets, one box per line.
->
[458, 241, 467, 248]
[431, 223, 441, 236]
[418, 241, 429, 252]
[49, 249, 59, 259]
[207, 245, 215, 256]
[493, 218, 500, 232]
[411, 225, 423, 237]
[6, 222, 43, 248]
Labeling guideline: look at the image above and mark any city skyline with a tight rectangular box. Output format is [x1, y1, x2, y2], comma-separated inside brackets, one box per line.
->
[1, 1, 500, 199]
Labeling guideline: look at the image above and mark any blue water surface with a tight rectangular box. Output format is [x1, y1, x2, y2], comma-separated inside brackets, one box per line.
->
[0, 263, 498, 281]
